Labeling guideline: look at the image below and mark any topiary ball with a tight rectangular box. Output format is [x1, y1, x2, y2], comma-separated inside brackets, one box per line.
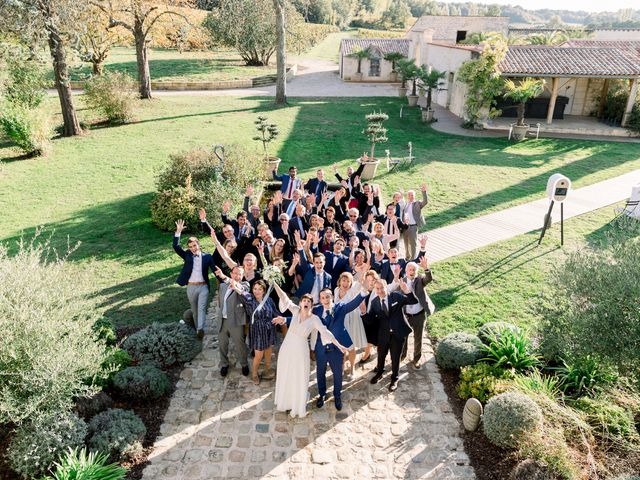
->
[478, 321, 521, 345]
[435, 332, 484, 369]
[7, 411, 87, 478]
[76, 391, 114, 420]
[113, 365, 170, 401]
[87, 408, 146, 462]
[483, 392, 543, 448]
[122, 322, 202, 367]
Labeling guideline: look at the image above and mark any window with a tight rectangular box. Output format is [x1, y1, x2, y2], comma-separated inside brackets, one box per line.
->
[456, 30, 467, 43]
[369, 49, 381, 77]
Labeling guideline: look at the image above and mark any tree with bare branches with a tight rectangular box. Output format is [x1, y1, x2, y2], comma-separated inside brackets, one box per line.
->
[92, 0, 192, 98]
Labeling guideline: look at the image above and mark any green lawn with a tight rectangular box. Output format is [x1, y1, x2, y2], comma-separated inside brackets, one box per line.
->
[1, 95, 639, 328]
[294, 30, 355, 63]
[427, 203, 626, 340]
[66, 47, 277, 83]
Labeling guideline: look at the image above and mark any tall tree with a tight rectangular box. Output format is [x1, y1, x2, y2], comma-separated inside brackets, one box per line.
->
[273, 0, 287, 105]
[93, 0, 191, 99]
[0, 0, 83, 136]
[73, 6, 126, 75]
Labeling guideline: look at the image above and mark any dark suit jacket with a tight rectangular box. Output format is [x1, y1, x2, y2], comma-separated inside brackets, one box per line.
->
[379, 251, 426, 284]
[289, 215, 309, 239]
[311, 293, 366, 349]
[305, 178, 328, 203]
[295, 268, 332, 298]
[369, 291, 417, 342]
[323, 251, 350, 288]
[173, 235, 216, 287]
[404, 271, 435, 315]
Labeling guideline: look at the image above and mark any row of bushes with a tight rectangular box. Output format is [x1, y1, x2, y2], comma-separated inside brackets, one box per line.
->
[0, 236, 203, 478]
[437, 321, 640, 479]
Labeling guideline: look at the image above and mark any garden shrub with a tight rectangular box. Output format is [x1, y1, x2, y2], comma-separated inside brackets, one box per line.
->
[122, 322, 201, 367]
[43, 447, 126, 480]
[99, 347, 133, 386]
[572, 397, 639, 444]
[75, 391, 114, 420]
[481, 328, 540, 371]
[2, 57, 47, 109]
[537, 217, 640, 381]
[0, 103, 51, 156]
[87, 409, 146, 462]
[150, 145, 266, 232]
[510, 369, 562, 401]
[84, 71, 136, 124]
[93, 317, 117, 346]
[456, 363, 513, 403]
[113, 365, 170, 401]
[6, 411, 87, 479]
[554, 355, 617, 397]
[483, 392, 543, 448]
[477, 321, 521, 344]
[435, 332, 484, 369]
[0, 238, 110, 425]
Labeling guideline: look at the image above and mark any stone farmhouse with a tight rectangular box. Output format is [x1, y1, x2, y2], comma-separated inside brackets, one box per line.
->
[339, 16, 640, 133]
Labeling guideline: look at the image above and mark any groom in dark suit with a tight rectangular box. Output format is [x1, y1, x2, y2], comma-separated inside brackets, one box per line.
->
[369, 274, 417, 391]
[173, 219, 217, 339]
[312, 287, 369, 411]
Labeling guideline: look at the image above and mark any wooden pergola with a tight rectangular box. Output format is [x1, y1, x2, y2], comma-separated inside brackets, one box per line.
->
[500, 46, 640, 126]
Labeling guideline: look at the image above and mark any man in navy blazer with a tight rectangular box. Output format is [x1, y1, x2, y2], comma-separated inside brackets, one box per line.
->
[323, 238, 349, 289]
[173, 219, 216, 339]
[368, 276, 417, 391]
[295, 251, 332, 304]
[378, 235, 428, 284]
[273, 165, 303, 200]
[311, 286, 369, 410]
[304, 169, 328, 205]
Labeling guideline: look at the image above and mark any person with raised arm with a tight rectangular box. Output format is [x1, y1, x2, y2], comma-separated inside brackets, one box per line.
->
[271, 282, 349, 418]
[402, 183, 429, 260]
[173, 219, 216, 340]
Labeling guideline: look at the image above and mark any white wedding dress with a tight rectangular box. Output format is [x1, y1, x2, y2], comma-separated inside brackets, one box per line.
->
[334, 282, 369, 349]
[274, 297, 337, 418]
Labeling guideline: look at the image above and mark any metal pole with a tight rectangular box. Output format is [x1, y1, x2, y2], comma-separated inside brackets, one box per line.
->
[538, 200, 555, 245]
[560, 202, 564, 246]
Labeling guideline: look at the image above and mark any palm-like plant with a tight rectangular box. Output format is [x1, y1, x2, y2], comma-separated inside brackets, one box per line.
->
[349, 48, 371, 75]
[503, 77, 546, 126]
[397, 58, 420, 95]
[525, 30, 567, 46]
[419, 68, 446, 110]
[383, 51, 405, 72]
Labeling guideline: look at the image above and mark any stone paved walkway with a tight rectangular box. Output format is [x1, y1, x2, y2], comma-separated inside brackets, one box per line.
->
[142, 303, 474, 480]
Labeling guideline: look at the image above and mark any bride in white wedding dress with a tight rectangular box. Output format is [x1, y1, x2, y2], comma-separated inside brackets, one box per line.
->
[271, 283, 348, 418]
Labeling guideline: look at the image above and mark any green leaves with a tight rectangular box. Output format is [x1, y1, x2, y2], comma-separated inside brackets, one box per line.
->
[481, 328, 541, 371]
[44, 447, 127, 480]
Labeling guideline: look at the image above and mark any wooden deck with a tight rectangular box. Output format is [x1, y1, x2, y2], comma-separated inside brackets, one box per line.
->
[426, 169, 640, 263]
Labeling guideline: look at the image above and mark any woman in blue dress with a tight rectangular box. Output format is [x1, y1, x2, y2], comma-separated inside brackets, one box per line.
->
[229, 279, 278, 384]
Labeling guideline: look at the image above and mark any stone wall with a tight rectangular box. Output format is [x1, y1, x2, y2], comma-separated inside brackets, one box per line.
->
[593, 29, 640, 40]
[409, 15, 509, 43]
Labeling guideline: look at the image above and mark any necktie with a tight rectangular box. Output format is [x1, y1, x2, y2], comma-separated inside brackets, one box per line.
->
[287, 201, 295, 218]
[287, 177, 293, 198]
[386, 220, 391, 235]
[382, 298, 388, 315]
[298, 218, 305, 238]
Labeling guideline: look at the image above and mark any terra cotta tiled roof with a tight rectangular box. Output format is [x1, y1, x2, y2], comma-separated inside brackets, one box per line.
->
[561, 39, 640, 54]
[340, 39, 411, 57]
[500, 46, 640, 77]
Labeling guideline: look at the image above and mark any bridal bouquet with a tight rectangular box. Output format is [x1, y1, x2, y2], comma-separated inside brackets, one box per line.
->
[262, 264, 285, 286]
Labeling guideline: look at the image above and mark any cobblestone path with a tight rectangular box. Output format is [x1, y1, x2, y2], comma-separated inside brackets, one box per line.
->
[141, 302, 474, 480]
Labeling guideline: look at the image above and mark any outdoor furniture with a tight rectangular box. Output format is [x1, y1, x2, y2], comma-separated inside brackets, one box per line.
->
[496, 95, 569, 120]
[385, 142, 415, 171]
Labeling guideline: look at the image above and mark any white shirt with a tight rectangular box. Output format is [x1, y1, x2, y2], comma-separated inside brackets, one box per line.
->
[404, 277, 423, 315]
[405, 202, 416, 226]
[174, 234, 205, 283]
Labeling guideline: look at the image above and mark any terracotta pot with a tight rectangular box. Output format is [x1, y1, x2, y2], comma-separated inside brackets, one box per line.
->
[358, 158, 381, 180]
[398, 87, 407, 98]
[421, 108, 435, 122]
[265, 156, 282, 176]
[511, 123, 529, 141]
[407, 95, 419, 107]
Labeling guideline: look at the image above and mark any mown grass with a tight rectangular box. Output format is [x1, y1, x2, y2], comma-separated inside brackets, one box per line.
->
[428, 203, 625, 339]
[1, 95, 638, 328]
[65, 47, 277, 83]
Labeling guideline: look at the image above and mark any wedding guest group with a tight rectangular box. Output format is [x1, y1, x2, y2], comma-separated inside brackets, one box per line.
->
[171, 161, 435, 416]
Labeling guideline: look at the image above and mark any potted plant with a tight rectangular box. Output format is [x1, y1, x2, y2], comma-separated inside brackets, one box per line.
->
[384, 52, 405, 83]
[359, 111, 389, 180]
[397, 59, 420, 107]
[253, 115, 281, 175]
[396, 58, 415, 98]
[419, 68, 446, 122]
[503, 77, 546, 140]
[348, 48, 371, 82]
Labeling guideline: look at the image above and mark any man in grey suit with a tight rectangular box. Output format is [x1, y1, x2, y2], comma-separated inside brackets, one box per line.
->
[215, 265, 250, 377]
[402, 184, 429, 260]
[390, 256, 435, 370]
